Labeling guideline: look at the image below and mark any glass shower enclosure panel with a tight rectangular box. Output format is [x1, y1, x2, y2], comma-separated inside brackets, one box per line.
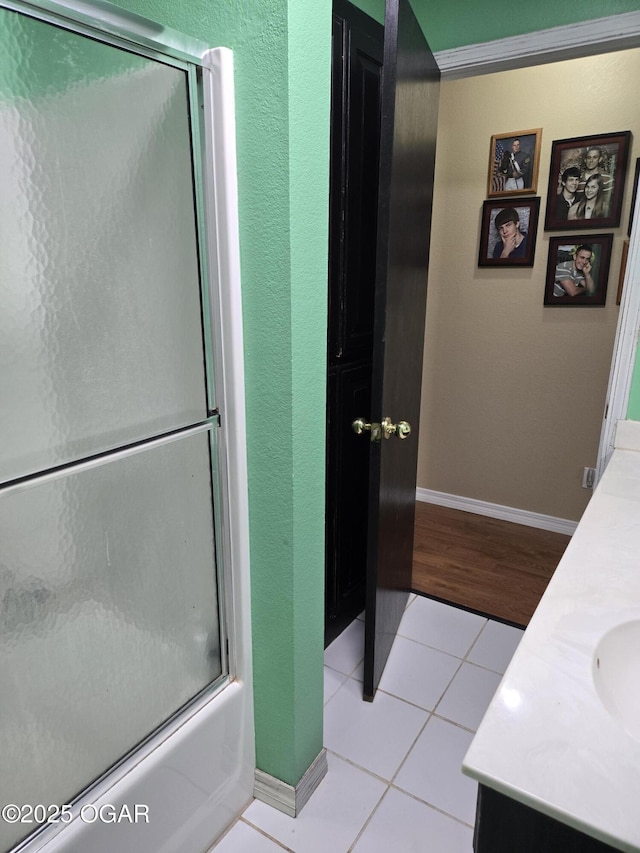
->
[0, 7, 223, 851]
[0, 8, 208, 483]
[0, 431, 222, 851]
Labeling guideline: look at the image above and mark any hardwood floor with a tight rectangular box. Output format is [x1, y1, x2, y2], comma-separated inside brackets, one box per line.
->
[411, 501, 571, 627]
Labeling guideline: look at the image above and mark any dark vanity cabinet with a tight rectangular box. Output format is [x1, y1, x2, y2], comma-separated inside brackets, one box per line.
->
[474, 785, 621, 853]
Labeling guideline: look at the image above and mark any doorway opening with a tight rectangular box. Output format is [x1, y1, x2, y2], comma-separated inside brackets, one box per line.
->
[328, 6, 637, 644]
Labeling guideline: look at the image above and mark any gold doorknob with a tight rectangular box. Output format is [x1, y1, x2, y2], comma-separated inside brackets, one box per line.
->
[381, 417, 411, 440]
[353, 417, 411, 441]
[352, 417, 370, 435]
[352, 418, 382, 442]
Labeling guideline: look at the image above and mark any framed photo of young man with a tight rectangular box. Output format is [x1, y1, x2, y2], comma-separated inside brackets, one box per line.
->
[544, 131, 631, 230]
[487, 129, 542, 197]
[478, 198, 540, 267]
[543, 235, 613, 306]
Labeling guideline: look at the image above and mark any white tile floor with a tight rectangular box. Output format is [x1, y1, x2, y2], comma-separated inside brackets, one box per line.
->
[212, 595, 523, 852]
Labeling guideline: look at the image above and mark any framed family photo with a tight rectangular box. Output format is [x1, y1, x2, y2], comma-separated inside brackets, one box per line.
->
[543, 235, 613, 306]
[478, 198, 540, 267]
[487, 129, 542, 197]
[544, 131, 631, 230]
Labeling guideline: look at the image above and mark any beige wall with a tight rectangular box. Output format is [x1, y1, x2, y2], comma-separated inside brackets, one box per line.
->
[417, 48, 640, 521]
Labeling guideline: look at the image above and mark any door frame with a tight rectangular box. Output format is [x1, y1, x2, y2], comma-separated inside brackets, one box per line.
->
[325, 0, 384, 647]
[433, 16, 640, 491]
[596, 186, 640, 480]
[5, 3, 254, 851]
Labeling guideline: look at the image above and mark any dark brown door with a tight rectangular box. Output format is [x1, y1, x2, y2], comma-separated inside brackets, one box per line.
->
[325, 0, 383, 646]
[363, 0, 440, 700]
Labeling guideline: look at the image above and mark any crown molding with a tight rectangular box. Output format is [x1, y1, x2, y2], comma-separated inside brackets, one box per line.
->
[434, 12, 640, 79]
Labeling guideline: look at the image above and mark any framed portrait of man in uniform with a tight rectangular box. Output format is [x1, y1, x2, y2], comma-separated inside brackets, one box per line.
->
[487, 129, 542, 198]
[544, 131, 631, 230]
[543, 234, 613, 306]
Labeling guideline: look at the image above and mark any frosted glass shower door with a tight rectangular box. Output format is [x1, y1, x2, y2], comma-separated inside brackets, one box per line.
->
[0, 7, 227, 852]
[0, 8, 209, 482]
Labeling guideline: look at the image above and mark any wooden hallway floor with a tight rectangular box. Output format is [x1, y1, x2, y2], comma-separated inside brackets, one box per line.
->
[411, 501, 571, 628]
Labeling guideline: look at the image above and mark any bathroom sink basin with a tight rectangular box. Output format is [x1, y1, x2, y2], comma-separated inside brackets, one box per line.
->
[593, 620, 640, 743]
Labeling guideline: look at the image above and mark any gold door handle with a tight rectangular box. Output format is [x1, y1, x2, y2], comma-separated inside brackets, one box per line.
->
[352, 417, 370, 435]
[353, 417, 411, 441]
[352, 418, 382, 442]
[381, 417, 411, 440]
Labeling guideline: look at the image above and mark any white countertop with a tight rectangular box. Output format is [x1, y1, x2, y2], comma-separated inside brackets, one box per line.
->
[463, 420, 640, 853]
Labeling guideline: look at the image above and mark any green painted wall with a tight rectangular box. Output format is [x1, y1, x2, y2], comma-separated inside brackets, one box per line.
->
[352, 0, 640, 52]
[350, 0, 384, 23]
[109, 0, 329, 786]
[627, 352, 640, 419]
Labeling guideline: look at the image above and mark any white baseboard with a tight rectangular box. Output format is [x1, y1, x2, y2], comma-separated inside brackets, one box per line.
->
[416, 488, 577, 536]
[434, 12, 640, 79]
[253, 748, 328, 818]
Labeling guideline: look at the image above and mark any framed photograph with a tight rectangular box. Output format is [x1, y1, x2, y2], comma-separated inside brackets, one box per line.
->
[543, 235, 613, 306]
[544, 131, 631, 230]
[487, 129, 542, 197]
[478, 198, 540, 267]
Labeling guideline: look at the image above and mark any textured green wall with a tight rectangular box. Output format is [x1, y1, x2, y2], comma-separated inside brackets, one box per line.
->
[627, 352, 640, 419]
[352, 0, 640, 51]
[350, 0, 384, 23]
[109, 0, 329, 786]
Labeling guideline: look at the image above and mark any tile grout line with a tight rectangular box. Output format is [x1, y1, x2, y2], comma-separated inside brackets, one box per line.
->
[321, 607, 524, 849]
[325, 610, 507, 838]
[329, 664, 493, 724]
[325, 690, 476, 830]
[215, 606, 521, 851]
[327, 607, 521, 680]
[324, 744, 476, 850]
[237, 817, 295, 851]
[387, 782, 476, 830]
[463, 618, 525, 668]
[346, 783, 392, 852]
[461, 619, 490, 661]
